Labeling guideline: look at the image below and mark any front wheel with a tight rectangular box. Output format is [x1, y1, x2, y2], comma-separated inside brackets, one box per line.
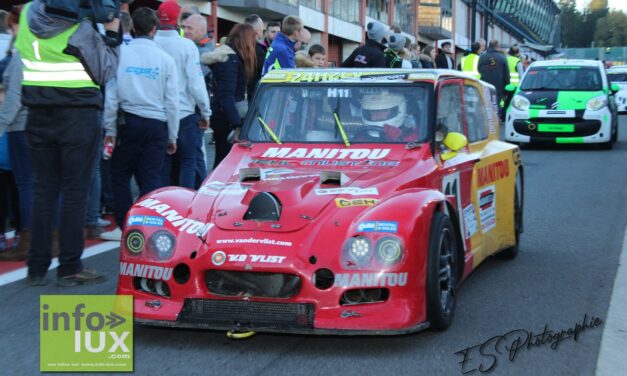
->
[426, 211, 458, 331]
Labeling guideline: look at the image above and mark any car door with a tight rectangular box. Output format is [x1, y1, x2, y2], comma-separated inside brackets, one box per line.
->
[434, 78, 478, 262]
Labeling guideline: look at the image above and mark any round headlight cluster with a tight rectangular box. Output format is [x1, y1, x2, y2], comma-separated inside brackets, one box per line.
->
[149, 230, 176, 260]
[511, 95, 530, 111]
[125, 230, 145, 255]
[343, 236, 372, 266]
[376, 237, 403, 265]
[586, 95, 608, 111]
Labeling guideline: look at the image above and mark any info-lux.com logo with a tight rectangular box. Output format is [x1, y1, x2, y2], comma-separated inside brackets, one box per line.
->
[40, 295, 133, 372]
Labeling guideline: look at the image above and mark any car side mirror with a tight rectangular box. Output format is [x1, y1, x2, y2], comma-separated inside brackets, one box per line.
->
[505, 83, 517, 92]
[442, 132, 468, 152]
[610, 83, 620, 94]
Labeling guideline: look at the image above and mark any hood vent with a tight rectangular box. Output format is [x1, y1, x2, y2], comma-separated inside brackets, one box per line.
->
[320, 171, 348, 186]
[240, 167, 261, 182]
[244, 192, 282, 221]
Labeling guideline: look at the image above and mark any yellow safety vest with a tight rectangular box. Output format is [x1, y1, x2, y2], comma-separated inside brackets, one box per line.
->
[507, 55, 521, 86]
[461, 53, 480, 79]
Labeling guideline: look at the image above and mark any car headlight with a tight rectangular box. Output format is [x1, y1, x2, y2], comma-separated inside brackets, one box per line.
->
[125, 230, 145, 255]
[586, 96, 608, 111]
[149, 230, 176, 260]
[511, 95, 530, 111]
[342, 236, 372, 267]
[375, 237, 403, 266]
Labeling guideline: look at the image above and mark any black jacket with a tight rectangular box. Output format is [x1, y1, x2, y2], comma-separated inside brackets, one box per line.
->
[249, 41, 267, 100]
[202, 44, 247, 128]
[341, 39, 386, 68]
[478, 48, 510, 99]
[435, 50, 454, 69]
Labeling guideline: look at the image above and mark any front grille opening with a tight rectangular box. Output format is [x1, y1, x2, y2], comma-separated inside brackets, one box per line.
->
[133, 277, 171, 297]
[177, 299, 315, 331]
[205, 270, 301, 298]
[313, 268, 334, 290]
[340, 288, 389, 306]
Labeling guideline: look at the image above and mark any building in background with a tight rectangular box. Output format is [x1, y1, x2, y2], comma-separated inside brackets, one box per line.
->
[1, 0, 562, 65]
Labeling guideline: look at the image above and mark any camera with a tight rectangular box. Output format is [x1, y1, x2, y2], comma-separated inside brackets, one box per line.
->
[43, 0, 134, 24]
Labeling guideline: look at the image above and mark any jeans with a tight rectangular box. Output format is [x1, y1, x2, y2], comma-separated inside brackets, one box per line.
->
[86, 127, 103, 226]
[194, 126, 207, 188]
[7, 131, 33, 230]
[162, 114, 198, 188]
[26, 107, 100, 278]
[112, 113, 167, 229]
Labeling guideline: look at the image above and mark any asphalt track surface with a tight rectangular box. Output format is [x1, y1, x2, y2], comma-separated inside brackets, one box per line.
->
[1, 117, 626, 376]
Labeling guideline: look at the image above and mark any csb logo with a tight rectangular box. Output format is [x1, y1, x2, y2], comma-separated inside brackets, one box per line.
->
[40, 295, 133, 372]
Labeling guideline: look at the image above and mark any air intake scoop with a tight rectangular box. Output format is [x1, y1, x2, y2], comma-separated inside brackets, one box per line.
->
[244, 192, 282, 221]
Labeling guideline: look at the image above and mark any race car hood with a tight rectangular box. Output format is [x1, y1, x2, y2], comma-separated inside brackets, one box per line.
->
[517, 90, 604, 111]
[190, 143, 433, 233]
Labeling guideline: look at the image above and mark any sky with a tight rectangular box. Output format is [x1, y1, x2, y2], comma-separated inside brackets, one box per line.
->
[576, 0, 627, 12]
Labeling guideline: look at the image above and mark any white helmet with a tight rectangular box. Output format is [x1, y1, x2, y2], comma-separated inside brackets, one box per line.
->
[361, 90, 407, 128]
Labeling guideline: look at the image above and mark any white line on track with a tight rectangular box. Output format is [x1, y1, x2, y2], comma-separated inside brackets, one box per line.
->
[596, 227, 627, 375]
[0, 241, 120, 286]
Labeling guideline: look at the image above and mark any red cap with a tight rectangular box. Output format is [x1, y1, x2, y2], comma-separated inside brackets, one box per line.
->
[157, 1, 181, 26]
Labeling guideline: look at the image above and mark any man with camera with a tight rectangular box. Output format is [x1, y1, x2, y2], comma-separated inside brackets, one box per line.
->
[15, 0, 123, 286]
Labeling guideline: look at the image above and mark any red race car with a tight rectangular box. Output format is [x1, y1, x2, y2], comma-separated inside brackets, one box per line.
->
[117, 69, 523, 335]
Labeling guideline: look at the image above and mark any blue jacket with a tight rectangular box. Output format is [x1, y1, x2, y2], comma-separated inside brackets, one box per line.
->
[262, 32, 296, 75]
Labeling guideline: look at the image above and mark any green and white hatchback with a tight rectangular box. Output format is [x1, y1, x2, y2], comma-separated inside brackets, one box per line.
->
[505, 60, 619, 149]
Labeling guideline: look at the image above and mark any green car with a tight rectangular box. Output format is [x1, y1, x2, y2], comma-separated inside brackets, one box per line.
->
[505, 59, 619, 149]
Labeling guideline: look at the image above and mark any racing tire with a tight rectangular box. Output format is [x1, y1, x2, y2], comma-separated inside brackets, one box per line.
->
[426, 211, 458, 331]
[495, 174, 523, 259]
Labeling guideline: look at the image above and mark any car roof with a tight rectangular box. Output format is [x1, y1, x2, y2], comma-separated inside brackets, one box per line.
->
[607, 65, 627, 73]
[260, 68, 482, 85]
[529, 59, 603, 69]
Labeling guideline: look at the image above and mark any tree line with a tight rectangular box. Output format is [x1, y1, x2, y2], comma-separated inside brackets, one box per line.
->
[560, 0, 627, 47]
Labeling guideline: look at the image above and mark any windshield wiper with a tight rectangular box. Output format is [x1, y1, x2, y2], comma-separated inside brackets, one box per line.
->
[256, 111, 282, 144]
[333, 98, 350, 147]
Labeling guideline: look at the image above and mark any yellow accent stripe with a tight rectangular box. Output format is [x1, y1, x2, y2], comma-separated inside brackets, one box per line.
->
[333, 113, 351, 147]
[257, 116, 282, 144]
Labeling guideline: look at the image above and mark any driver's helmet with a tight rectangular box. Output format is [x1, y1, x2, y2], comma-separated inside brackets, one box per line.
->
[361, 90, 407, 128]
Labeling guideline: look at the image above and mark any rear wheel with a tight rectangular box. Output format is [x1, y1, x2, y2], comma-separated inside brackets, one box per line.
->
[426, 212, 458, 331]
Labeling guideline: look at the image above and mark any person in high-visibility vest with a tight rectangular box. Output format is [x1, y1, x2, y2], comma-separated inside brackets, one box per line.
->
[459, 41, 482, 79]
[507, 46, 524, 86]
[14, 0, 121, 286]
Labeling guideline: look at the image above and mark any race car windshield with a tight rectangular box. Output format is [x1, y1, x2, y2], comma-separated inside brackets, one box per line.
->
[607, 72, 627, 83]
[243, 84, 431, 144]
[520, 66, 603, 91]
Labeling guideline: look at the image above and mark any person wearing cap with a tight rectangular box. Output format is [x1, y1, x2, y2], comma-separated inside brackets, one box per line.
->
[261, 15, 304, 75]
[435, 41, 455, 69]
[385, 33, 409, 68]
[341, 21, 387, 68]
[154, 0, 211, 189]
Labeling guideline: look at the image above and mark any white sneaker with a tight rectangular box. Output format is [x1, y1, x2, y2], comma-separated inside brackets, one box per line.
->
[97, 218, 112, 227]
[100, 227, 122, 241]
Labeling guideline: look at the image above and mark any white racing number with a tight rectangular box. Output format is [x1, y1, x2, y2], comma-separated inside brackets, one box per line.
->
[327, 88, 350, 98]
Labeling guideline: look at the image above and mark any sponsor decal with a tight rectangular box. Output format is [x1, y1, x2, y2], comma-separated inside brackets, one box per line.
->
[250, 159, 291, 166]
[357, 221, 399, 233]
[225, 254, 286, 264]
[478, 185, 496, 233]
[366, 160, 400, 167]
[301, 160, 361, 167]
[477, 159, 510, 186]
[281, 71, 364, 83]
[215, 238, 292, 247]
[119, 262, 173, 281]
[315, 187, 379, 196]
[334, 272, 408, 287]
[211, 251, 226, 266]
[198, 181, 248, 196]
[462, 204, 478, 239]
[40, 295, 133, 372]
[262, 147, 390, 160]
[127, 215, 165, 227]
[135, 198, 212, 235]
[335, 198, 378, 208]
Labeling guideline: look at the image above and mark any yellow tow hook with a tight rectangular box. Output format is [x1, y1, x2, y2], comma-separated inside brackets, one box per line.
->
[226, 330, 256, 339]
